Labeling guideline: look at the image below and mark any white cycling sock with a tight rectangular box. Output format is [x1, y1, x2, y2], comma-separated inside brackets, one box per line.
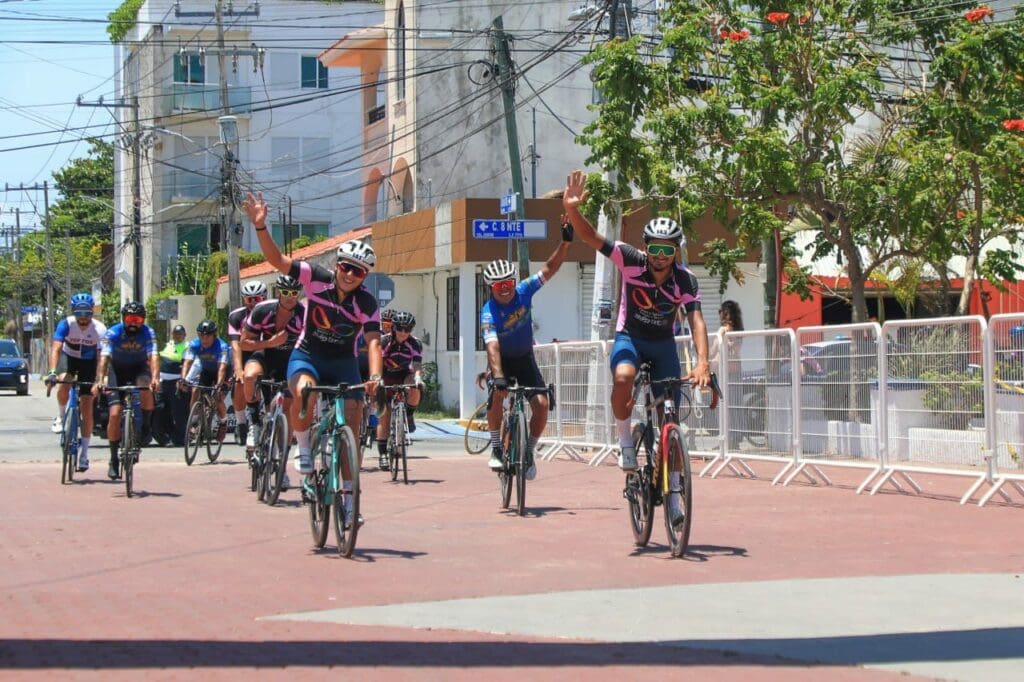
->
[81, 437, 91, 457]
[490, 430, 501, 449]
[616, 418, 633, 447]
[235, 409, 246, 424]
[294, 429, 311, 455]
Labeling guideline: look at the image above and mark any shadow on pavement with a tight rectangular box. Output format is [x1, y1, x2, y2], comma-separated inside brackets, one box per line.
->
[3, 628, 1021, 668]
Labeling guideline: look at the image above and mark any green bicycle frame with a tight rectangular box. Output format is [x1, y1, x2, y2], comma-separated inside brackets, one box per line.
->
[302, 393, 349, 502]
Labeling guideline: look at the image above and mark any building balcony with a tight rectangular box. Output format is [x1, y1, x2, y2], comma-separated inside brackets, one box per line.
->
[163, 83, 252, 117]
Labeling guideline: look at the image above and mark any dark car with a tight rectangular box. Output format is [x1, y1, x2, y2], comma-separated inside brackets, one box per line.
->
[0, 339, 30, 395]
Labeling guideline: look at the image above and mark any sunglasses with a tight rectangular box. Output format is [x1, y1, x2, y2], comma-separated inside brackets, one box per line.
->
[491, 279, 516, 294]
[200, 331, 216, 337]
[394, 325, 413, 333]
[123, 315, 145, 325]
[337, 262, 368, 278]
[646, 243, 677, 257]
[74, 312, 93, 318]
[277, 289, 301, 298]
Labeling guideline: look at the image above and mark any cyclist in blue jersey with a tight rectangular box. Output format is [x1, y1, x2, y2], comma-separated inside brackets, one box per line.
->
[563, 170, 711, 527]
[92, 301, 160, 480]
[180, 320, 231, 441]
[244, 191, 382, 528]
[480, 229, 572, 478]
[46, 293, 106, 471]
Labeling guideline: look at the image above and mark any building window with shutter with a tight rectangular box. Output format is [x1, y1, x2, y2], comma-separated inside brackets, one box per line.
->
[300, 56, 328, 89]
[446, 276, 459, 351]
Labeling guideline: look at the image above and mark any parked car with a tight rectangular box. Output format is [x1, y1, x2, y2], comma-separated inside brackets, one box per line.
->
[0, 339, 30, 395]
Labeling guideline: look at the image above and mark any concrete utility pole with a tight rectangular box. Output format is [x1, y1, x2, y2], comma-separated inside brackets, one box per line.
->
[175, 0, 261, 312]
[491, 15, 531, 278]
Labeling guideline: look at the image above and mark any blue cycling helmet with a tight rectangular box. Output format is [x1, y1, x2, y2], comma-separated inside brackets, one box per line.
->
[70, 293, 94, 312]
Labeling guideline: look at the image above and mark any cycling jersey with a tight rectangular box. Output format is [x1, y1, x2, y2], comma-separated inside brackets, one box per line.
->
[227, 306, 252, 342]
[100, 323, 157, 367]
[599, 238, 701, 341]
[54, 316, 106, 360]
[290, 260, 380, 357]
[184, 337, 230, 370]
[479, 272, 545, 359]
[243, 299, 305, 354]
[381, 333, 423, 376]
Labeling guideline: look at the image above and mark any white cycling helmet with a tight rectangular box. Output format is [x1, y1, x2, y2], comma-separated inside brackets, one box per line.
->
[336, 239, 376, 269]
[241, 280, 268, 298]
[642, 217, 683, 243]
[483, 259, 517, 284]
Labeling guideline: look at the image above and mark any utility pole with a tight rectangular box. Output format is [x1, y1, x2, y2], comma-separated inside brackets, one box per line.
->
[491, 15, 530, 278]
[13, 208, 23, 350]
[175, 1, 261, 312]
[5, 182, 55, 341]
[77, 95, 143, 300]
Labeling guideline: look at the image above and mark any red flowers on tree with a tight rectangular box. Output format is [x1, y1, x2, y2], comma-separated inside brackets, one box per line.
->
[729, 29, 751, 41]
[957, 210, 967, 219]
[964, 5, 994, 22]
[767, 12, 791, 25]
[1002, 119, 1024, 131]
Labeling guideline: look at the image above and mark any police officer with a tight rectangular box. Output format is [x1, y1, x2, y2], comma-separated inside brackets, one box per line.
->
[157, 324, 189, 446]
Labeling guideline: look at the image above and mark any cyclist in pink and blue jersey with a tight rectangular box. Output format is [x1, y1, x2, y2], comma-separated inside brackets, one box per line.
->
[563, 170, 711, 526]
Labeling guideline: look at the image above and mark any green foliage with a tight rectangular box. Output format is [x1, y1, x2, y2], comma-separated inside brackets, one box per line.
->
[100, 290, 121, 328]
[579, 1, 1024, 322]
[202, 249, 265, 319]
[107, 0, 145, 43]
[920, 370, 984, 430]
[50, 140, 114, 238]
[416, 361, 443, 412]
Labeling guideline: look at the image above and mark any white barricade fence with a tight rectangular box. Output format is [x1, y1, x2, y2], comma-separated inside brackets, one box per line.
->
[875, 317, 990, 502]
[538, 340, 614, 463]
[977, 314, 1024, 505]
[533, 342, 559, 456]
[792, 323, 884, 491]
[677, 333, 724, 460]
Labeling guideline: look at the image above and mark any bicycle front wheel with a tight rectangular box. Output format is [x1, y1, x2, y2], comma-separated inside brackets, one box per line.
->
[499, 416, 514, 509]
[308, 430, 330, 548]
[663, 424, 693, 558]
[206, 407, 224, 463]
[392, 404, 407, 483]
[265, 414, 289, 506]
[184, 401, 203, 466]
[60, 406, 78, 485]
[464, 400, 490, 455]
[122, 413, 136, 498]
[627, 423, 655, 547]
[512, 411, 528, 516]
[332, 427, 360, 557]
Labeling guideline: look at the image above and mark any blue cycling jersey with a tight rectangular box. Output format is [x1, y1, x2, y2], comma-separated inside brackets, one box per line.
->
[184, 337, 230, 370]
[479, 273, 545, 359]
[100, 323, 157, 367]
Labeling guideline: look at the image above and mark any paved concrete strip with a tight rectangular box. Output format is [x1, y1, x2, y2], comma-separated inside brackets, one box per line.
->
[266, 573, 1024, 681]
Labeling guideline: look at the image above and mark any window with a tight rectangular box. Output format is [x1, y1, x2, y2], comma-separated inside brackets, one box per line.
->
[395, 2, 406, 100]
[446, 275, 458, 351]
[176, 224, 210, 256]
[300, 56, 328, 89]
[270, 137, 331, 177]
[270, 222, 328, 246]
[173, 52, 205, 84]
[401, 173, 414, 214]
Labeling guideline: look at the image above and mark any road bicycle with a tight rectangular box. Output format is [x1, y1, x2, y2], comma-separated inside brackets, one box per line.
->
[381, 383, 418, 484]
[358, 391, 376, 450]
[250, 378, 290, 505]
[463, 399, 490, 455]
[47, 376, 91, 484]
[183, 383, 227, 466]
[110, 385, 150, 499]
[625, 362, 720, 557]
[490, 380, 555, 516]
[299, 383, 361, 557]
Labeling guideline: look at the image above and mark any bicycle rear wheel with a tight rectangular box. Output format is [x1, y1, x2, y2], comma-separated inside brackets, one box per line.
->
[464, 400, 490, 455]
[264, 414, 289, 506]
[627, 423, 655, 547]
[184, 401, 203, 466]
[332, 427, 360, 557]
[662, 424, 693, 558]
[512, 412, 528, 516]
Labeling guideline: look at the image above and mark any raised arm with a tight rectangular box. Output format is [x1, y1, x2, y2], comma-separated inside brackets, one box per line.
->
[562, 170, 606, 251]
[539, 234, 572, 281]
[242, 191, 292, 275]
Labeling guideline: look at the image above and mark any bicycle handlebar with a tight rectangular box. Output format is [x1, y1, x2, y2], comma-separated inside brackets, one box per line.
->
[45, 378, 94, 397]
[486, 381, 556, 411]
[299, 383, 357, 420]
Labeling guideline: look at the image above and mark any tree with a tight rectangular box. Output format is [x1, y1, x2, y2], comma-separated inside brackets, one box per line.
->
[579, 1, 1024, 323]
[50, 139, 115, 239]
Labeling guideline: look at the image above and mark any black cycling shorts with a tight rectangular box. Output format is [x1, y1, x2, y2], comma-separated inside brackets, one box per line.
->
[498, 354, 546, 389]
[63, 356, 98, 385]
[106, 363, 152, 406]
[247, 350, 290, 383]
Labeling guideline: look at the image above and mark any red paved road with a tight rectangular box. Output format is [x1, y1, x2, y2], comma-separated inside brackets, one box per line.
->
[1, 450, 1021, 680]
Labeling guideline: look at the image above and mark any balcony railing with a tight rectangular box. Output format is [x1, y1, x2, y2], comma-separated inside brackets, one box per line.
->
[367, 104, 386, 125]
[163, 83, 253, 116]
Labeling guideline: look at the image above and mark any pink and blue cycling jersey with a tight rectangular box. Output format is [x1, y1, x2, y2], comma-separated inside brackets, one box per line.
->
[290, 260, 380, 357]
[599, 238, 701, 340]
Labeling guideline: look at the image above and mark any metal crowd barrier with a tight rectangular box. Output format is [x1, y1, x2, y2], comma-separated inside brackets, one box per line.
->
[530, 314, 1024, 508]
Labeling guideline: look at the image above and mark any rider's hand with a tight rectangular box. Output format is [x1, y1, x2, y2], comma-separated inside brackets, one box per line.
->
[91, 379, 104, 397]
[44, 371, 57, 387]
[150, 377, 160, 394]
[684, 360, 712, 389]
[242, 191, 268, 228]
[562, 170, 589, 212]
[491, 376, 509, 391]
[177, 378, 187, 393]
[559, 213, 574, 242]
[233, 367, 245, 383]
[265, 329, 287, 348]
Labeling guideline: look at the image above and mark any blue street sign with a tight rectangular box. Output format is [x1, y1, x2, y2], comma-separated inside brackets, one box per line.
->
[20, 306, 39, 314]
[472, 219, 547, 240]
[500, 192, 518, 215]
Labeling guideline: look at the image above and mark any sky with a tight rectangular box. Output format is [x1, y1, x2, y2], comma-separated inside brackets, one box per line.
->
[0, 1, 117, 233]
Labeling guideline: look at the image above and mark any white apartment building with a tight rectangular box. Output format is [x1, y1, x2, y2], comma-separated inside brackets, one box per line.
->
[113, 0, 383, 301]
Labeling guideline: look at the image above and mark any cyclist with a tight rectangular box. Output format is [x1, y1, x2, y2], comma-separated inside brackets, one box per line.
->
[240, 274, 306, 484]
[228, 280, 269, 443]
[46, 293, 106, 472]
[380, 308, 396, 336]
[562, 170, 711, 527]
[243, 191, 382, 527]
[179, 320, 231, 440]
[375, 310, 423, 469]
[92, 301, 160, 480]
[480, 231, 572, 479]
[357, 308, 392, 436]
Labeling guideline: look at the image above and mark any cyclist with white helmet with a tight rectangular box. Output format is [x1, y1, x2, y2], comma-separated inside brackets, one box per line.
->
[479, 230, 572, 479]
[563, 170, 710, 527]
[243, 191, 381, 527]
[228, 279, 269, 442]
[46, 293, 107, 472]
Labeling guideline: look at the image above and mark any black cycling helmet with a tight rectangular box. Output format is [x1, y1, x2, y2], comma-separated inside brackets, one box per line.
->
[381, 308, 396, 322]
[392, 311, 416, 329]
[197, 320, 217, 335]
[121, 301, 146, 318]
[276, 274, 301, 291]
